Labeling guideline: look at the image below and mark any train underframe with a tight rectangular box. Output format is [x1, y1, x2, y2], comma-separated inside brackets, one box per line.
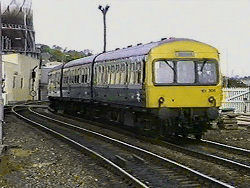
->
[49, 98, 219, 139]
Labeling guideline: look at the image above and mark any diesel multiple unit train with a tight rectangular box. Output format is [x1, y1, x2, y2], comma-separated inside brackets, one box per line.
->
[48, 38, 223, 139]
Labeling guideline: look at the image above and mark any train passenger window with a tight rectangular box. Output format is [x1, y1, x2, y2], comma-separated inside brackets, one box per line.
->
[82, 68, 85, 83]
[82, 75, 85, 83]
[81, 68, 85, 83]
[136, 62, 141, 71]
[154, 61, 174, 84]
[94, 67, 97, 84]
[107, 66, 111, 84]
[75, 69, 78, 84]
[128, 63, 136, 85]
[97, 65, 102, 85]
[120, 64, 126, 85]
[70, 71, 73, 83]
[115, 64, 121, 84]
[88, 67, 91, 83]
[102, 66, 107, 85]
[137, 70, 141, 84]
[110, 65, 115, 85]
[134, 62, 141, 85]
[197, 62, 217, 84]
[85, 75, 88, 83]
[86, 68, 89, 84]
[85, 67, 88, 83]
[177, 61, 195, 83]
[101, 66, 104, 84]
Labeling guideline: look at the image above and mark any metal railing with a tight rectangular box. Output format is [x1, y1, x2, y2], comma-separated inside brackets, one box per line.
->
[222, 87, 250, 113]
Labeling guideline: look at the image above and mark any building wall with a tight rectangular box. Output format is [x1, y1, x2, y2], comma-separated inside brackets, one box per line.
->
[2, 54, 39, 104]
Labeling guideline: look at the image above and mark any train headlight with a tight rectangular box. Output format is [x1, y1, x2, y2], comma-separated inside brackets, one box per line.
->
[208, 96, 215, 103]
[159, 97, 165, 104]
[158, 97, 165, 107]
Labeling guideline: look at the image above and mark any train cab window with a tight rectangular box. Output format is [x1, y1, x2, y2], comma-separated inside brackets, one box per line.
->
[197, 62, 217, 84]
[154, 61, 174, 84]
[177, 61, 195, 83]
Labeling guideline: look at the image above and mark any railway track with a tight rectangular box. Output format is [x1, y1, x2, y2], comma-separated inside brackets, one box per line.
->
[49, 106, 250, 171]
[200, 138, 250, 156]
[158, 138, 250, 172]
[12, 105, 147, 188]
[12, 105, 237, 188]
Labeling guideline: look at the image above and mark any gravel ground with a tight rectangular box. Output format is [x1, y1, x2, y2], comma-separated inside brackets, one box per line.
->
[35, 108, 250, 187]
[203, 128, 250, 150]
[0, 114, 126, 188]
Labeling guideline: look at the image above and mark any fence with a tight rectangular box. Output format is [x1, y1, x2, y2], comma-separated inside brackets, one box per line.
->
[222, 87, 250, 113]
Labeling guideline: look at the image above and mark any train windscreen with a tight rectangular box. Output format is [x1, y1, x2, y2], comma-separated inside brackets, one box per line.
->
[154, 60, 218, 85]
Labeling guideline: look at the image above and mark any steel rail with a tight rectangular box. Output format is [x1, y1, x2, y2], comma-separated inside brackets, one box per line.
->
[12, 106, 148, 188]
[159, 139, 250, 172]
[200, 139, 250, 156]
[29, 107, 234, 188]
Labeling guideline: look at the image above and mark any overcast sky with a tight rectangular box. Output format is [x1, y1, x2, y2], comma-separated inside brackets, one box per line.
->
[32, 0, 250, 76]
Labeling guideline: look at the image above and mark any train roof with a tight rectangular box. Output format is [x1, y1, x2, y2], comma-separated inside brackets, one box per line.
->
[51, 38, 201, 71]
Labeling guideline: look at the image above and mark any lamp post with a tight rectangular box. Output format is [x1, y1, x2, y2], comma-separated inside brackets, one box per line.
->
[98, 5, 110, 52]
[0, 1, 4, 145]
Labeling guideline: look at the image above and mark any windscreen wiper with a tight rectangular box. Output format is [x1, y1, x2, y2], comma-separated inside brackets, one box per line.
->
[165, 61, 175, 73]
[200, 60, 208, 72]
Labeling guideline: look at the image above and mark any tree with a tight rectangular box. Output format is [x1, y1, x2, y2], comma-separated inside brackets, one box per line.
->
[223, 76, 247, 87]
[39, 44, 93, 63]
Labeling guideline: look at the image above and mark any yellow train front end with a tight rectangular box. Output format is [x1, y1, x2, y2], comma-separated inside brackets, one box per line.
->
[145, 40, 222, 138]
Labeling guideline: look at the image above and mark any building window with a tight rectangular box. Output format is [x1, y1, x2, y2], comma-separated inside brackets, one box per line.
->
[20, 78, 23, 88]
[13, 76, 16, 88]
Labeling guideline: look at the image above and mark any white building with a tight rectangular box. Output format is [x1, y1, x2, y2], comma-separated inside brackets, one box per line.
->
[2, 53, 39, 105]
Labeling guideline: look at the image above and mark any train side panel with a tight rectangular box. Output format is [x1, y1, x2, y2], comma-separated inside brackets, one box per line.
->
[92, 56, 145, 107]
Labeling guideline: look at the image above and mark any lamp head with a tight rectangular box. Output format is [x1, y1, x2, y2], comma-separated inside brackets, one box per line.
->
[98, 5, 103, 11]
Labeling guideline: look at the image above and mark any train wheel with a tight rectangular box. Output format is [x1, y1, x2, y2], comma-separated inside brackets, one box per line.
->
[182, 131, 188, 138]
[194, 133, 202, 140]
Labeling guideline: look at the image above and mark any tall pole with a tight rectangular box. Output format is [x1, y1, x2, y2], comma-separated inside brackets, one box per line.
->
[98, 5, 110, 52]
[24, 10, 27, 55]
[0, 1, 4, 145]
